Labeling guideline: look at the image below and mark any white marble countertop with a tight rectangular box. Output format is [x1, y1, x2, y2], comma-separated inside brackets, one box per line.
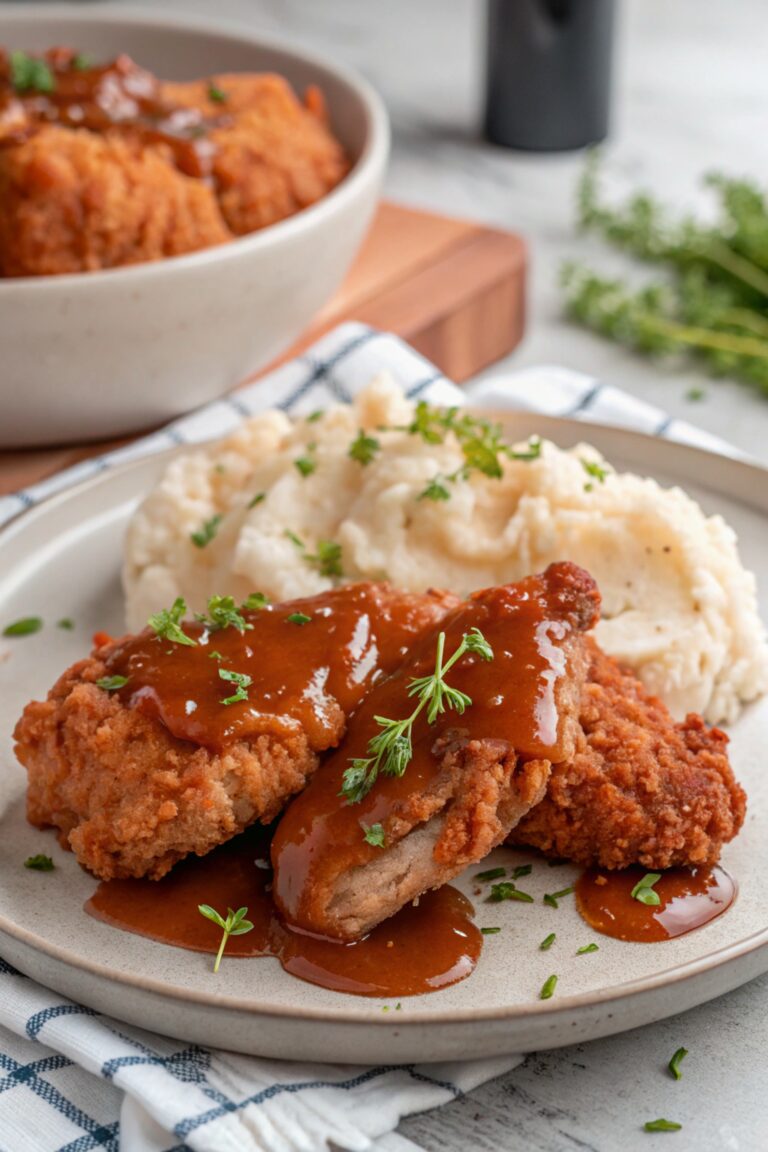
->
[117, 0, 768, 1147]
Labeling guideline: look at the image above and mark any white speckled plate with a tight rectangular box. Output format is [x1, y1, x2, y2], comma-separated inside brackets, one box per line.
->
[0, 416, 766, 1063]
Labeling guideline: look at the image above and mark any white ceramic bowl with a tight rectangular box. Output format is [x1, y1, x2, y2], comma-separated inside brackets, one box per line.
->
[0, 5, 389, 447]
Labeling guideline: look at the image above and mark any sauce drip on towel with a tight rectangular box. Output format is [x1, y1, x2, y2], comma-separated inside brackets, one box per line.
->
[85, 829, 481, 997]
[575, 865, 736, 942]
[105, 584, 453, 752]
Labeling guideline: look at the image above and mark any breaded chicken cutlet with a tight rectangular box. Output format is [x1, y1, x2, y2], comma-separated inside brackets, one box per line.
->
[272, 563, 601, 940]
[0, 50, 348, 276]
[14, 584, 455, 881]
[510, 638, 746, 870]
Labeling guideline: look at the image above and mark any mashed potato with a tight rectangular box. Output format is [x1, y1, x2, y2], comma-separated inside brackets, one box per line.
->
[124, 376, 768, 725]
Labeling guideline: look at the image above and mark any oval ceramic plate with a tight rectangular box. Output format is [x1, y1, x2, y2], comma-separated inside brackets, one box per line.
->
[0, 416, 766, 1063]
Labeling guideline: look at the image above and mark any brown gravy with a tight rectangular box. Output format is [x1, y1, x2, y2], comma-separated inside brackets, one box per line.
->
[272, 569, 585, 930]
[0, 49, 225, 176]
[85, 829, 481, 997]
[575, 865, 736, 943]
[105, 584, 451, 752]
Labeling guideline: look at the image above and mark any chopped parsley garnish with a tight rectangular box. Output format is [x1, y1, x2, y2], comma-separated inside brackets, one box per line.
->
[581, 458, 609, 485]
[310, 539, 343, 577]
[475, 866, 506, 882]
[643, 1119, 682, 1133]
[208, 650, 224, 661]
[199, 595, 251, 634]
[3, 616, 43, 637]
[286, 612, 311, 626]
[247, 492, 266, 509]
[576, 943, 599, 955]
[539, 974, 558, 1000]
[668, 1047, 688, 1080]
[362, 822, 386, 848]
[198, 904, 254, 972]
[543, 885, 575, 909]
[242, 592, 269, 611]
[348, 429, 381, 466]
[418, 475, 452, 502]
[10, 51, 55, 93]
[294, 454, 317, 478]
[686, 387, 706, 402]
[24, 854, 54, 871]
[208, 82, 227, 103]
[72, 53, 92, 71]
[57, 618, 74, 630]
[148, 598, 196, 647]
[539, 933, 556, 951]
[95, 675, 129, 692]
[285, 532, 344, 578]
[511, 864, 533, 880]
[631, 872, 662, 906]
[306, 409, 324, 423]
[341, 627, 494, 804]
[488, 882, 534, 904]
[481, 927, 501, 935]
[218, 668, 252, 705]
[190, 514, 223, 548]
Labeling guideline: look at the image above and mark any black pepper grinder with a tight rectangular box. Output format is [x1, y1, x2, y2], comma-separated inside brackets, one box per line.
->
[484, 0, 616, 152]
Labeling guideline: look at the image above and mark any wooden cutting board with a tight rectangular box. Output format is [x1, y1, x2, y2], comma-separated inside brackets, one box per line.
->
[0, 201, 526, 496]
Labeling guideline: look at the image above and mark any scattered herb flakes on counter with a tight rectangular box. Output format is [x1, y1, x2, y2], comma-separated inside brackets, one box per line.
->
[57, 618, 75, 630]
[24, 854, 55, 871]
[475, 867, 506, 882]
[481, 927, 501, 935]
[539, 933, 556, 951]
[643, 1119, 682, 1133]
[668, 1047, 688, 1080]
[576, 943, 599, 955]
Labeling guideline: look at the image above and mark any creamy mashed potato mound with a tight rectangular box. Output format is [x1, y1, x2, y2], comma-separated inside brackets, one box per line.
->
[124, 375, 768, 725]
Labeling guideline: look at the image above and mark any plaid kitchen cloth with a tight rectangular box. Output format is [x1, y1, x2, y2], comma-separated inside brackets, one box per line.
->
[0, 323, 740, 1151]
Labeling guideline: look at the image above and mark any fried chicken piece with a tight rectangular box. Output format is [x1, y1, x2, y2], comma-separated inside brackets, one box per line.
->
[162, 74, 349, 234]
[273, 563, 601, 940]
[511, 639, 746, 869]
[14, 584, 455, 881]
[0, 126, 231, 277]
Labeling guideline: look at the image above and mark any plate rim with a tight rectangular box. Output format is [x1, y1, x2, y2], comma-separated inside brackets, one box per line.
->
[2, 413, 767, 1030]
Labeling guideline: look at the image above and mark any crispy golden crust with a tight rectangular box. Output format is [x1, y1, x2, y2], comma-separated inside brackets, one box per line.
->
[163, 74, 349, 235]
[511, 639, 746, 869]
[14, 585, 455, 881]
[0, 126, 231, 277]
[0, 73, 347, 276]
[14, 651, 328, 881]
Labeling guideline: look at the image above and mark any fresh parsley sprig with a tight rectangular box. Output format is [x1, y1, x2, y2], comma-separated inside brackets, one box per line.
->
[218, 668, 252, 705]
[631, 872, 662, 906]
[10, 51, 55, 93]
[348, 429, 381, 466]
[148, 598, 196, 647]
[340, 627, 494, 804]
[197, 904, 254, 973]
[285, 531, 343, 577]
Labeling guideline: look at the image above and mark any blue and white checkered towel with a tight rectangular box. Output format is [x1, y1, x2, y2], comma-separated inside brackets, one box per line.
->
[0, 323, 737, 1152]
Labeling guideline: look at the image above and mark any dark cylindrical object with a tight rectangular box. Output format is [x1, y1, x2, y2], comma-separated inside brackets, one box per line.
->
[484, 0, 615, 152]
